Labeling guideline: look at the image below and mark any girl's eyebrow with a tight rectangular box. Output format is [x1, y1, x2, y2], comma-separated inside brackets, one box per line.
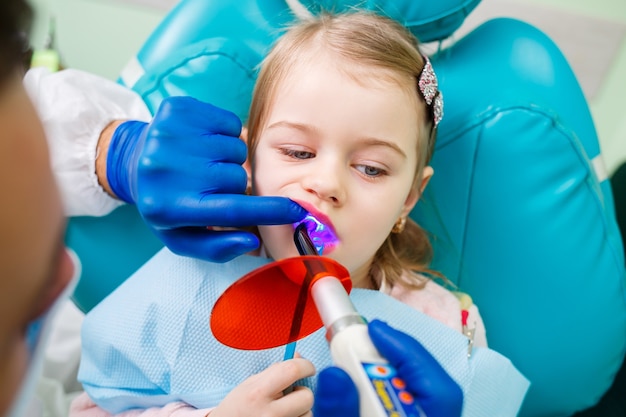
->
[267, 120, 317, 134]
[358, 138, 406, 159]
[267, 121, 406, 158]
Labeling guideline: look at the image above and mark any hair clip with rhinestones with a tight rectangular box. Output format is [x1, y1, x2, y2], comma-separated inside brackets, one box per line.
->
[417, 55, 444, 128]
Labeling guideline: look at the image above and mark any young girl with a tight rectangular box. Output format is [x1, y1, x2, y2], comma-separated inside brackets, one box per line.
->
[72, 11, 501, 417]
[245, 11, 483, 340]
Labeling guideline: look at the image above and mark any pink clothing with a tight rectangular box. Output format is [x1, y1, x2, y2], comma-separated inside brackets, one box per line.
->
[70, 393, 213, 417]
[382, 277, 488, 348]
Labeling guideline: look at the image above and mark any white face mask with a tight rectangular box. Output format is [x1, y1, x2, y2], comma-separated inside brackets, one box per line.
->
[6, 249, 81, 417]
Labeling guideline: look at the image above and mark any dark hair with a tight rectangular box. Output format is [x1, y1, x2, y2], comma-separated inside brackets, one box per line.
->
[0, 0, 33, 82]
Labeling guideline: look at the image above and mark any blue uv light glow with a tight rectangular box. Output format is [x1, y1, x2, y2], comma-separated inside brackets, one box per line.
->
[292, 213, 338, 255]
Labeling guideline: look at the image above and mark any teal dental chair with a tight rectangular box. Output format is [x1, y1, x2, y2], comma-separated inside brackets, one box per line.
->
[66, 0, 626, 415]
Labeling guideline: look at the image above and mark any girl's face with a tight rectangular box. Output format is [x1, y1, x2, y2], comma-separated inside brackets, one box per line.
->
[252, 55, 432, 288]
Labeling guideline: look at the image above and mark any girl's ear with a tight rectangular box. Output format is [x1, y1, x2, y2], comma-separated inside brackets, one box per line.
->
[418, 165, 434, 195]
[400, 166, 434, 218]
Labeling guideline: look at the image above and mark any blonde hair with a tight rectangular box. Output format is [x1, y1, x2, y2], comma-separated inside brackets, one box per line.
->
[247, 11, 440, 289]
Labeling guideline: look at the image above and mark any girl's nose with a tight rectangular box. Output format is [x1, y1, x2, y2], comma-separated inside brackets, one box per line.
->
[302, 163, 346, 205]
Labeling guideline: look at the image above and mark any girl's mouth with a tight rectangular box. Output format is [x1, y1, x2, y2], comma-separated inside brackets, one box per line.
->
[292, 212, 339, 255]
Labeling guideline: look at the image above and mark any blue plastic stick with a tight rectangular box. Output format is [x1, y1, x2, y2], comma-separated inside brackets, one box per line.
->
[283, 341, 296, 360]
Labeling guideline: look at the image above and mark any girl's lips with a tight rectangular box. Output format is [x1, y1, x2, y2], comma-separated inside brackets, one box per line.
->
[291, 200, 339, 255]
[292, 200, 336, 234]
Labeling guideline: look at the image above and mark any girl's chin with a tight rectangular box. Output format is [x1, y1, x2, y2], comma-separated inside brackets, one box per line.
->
[267, 247, 300, 260]
[264, 234, 338, 259]
[284, 243, 338, 258]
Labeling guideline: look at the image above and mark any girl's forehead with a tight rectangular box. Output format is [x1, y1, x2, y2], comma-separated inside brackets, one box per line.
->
[279, 51, 414, 91]
[257, 50, 424, 144]
[266, 66, 421, 144]
[271, 58, 421, 122]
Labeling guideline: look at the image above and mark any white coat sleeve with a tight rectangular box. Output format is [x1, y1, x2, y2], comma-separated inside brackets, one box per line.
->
[23, 67, 152, 217]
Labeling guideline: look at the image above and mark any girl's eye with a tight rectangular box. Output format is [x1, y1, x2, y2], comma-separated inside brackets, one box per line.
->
[356, 165, 387, 178]
[280, 148, 315, 159]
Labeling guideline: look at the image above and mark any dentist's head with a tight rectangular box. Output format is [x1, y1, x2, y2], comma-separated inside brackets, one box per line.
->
[0, 1, 77, 415]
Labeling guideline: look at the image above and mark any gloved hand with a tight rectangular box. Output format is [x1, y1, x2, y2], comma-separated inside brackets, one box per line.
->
[314, 366, 359, 416]
[313, 319, 463, 417]
[106, 96, 307, 262]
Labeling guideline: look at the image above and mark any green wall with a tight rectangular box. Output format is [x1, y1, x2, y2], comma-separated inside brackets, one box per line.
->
[29, 0, 167, 81]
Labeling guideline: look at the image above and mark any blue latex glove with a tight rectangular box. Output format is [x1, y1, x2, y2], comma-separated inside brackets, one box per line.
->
[315, 366, 360, 416]
[313, 319, 463, 417]
[106, 96, 307, 262]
